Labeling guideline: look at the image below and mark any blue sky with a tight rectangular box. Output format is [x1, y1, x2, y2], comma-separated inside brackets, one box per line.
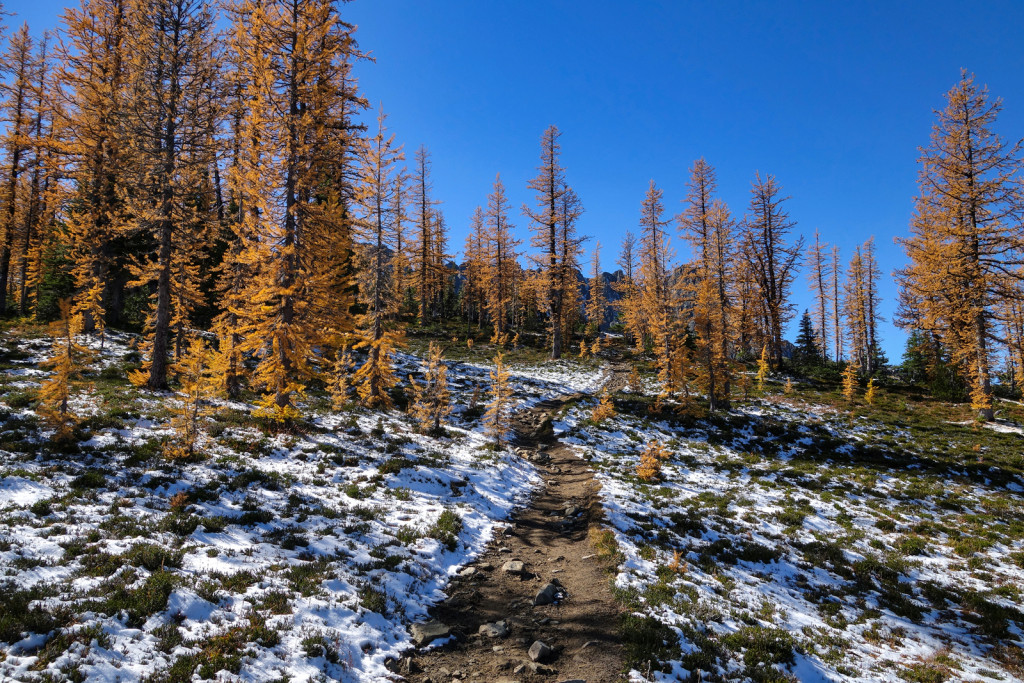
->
[10, 0, 1024, 360]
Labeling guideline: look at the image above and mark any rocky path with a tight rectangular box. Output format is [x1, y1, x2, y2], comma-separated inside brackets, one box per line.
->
[394, 367, 628, 683]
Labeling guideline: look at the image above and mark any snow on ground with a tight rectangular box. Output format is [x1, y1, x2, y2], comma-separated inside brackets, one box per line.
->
[0, 331, 603, 682]
[559, 389, 1024, 682]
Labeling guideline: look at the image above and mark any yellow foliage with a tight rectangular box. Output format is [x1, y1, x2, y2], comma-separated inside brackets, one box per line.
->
[164, 336, 216, 460]
[756, 345, 770, 391]
[784, 377, 794, 394]
[842, 362, 858, 401]
[865, 377, 877, 405]
[590, 388, 615, 423]
[353, 329, 402, 410]
[484, 352, 513, 446]
[636, 441, 670, 482]
[329, 343, 354, 411]
[408, 342, 452, 433]
[38, 300, 91, 442]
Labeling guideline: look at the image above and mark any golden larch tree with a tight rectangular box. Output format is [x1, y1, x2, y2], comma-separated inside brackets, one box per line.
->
[352, 106, 404, 409]
[896, 72, 1024, 420]
[122, 0, 220, 389]
[228, 0, 361, 422]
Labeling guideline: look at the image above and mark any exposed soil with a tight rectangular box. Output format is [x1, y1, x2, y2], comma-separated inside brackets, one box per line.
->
[393, 365, 629, 683]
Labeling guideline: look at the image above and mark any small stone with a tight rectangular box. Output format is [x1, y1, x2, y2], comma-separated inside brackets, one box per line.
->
[513, 664, 526, 675]
[478, 562, 494, 571]
[479, 620, 510, 638]
[529, 662, 557, 675]
[498, 547, 512, 554]
[564, 506, 578, 517]
[528, 640, 553, 662]
[459, 566, 478, 578]
[502, 560, 526, 575]
[410, 620, 450, 647]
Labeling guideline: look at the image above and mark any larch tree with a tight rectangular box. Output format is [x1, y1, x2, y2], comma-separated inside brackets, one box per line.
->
[482, 174, 519, 342]
[613, 230, 645, 349]
[0, 24, 34, 315]
[55, 0, 129, 338]
[352, 106, 403, 409]
[122, 0, 220, 389]
[389, 167, 412, 317]
[16, 32, 54, 316]
[584, 242, 605, 342]
[524, 125, 570, 359]
[637, 180, 679, 396]
[412, 145, 440, 324]
[806, 229, 832, 362]
[678, 158, 735, 411]
[827, 245, 842, 362]
[408, 341, 451, 434]
[228, 0, 361, 422]
[742, 171, 804, 368]
[484, 351, 512, 446]
[555, 183, 584, 346]
[844, 237, 883, 375]
[895, 71, 1023, 420]
[38, 298, 90, 441]
[462, 205, 487, 329]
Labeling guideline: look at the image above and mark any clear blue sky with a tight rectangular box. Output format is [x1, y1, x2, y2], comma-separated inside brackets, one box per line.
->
[10, 0, 1024, 361]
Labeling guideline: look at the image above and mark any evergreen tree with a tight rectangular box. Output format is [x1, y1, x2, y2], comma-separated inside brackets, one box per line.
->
[795, 310, 821, 366]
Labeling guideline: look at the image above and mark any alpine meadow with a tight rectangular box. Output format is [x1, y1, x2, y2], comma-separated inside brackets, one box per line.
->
[2, 1, 1024, 682]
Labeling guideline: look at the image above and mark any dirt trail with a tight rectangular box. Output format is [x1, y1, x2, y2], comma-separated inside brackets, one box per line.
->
[394, 363, 630, 683]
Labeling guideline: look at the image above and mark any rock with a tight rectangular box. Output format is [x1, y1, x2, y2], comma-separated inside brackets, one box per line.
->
[458, 566, 478, 578]
[564, 506, 578, 517]
[576, 640, 600, 652]
[410, 619, 450, 647]
[513, 664, 527, 675]
[478, 562, 494, 571]
[534, 582, 566, 606]
[400, 657, 419, 674]
[502, 560, 526, 575]
[529, 662, 557, 675]
[479, 620, 509, 638]
[528, 640, 553, 662]
[556, 680, 586, 683]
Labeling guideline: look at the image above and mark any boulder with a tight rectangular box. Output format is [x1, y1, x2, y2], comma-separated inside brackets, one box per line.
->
[502, 559, 526, 575]
[534, 582, 566, 606]
[528, 640, 553, 662]
[478, 620, 510, 638]
[410, 620, 450, 647]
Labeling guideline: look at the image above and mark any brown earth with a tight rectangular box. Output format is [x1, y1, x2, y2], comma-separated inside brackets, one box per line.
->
[392, 364, 631, 683]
